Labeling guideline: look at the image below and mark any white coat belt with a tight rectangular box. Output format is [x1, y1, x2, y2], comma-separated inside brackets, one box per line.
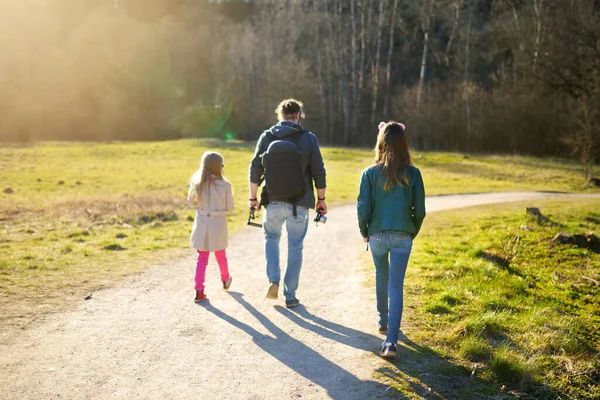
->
[196, 209, 227, 217]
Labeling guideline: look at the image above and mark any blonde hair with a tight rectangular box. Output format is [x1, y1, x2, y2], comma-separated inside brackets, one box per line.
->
[374, 122, 413, 191]
[188, 152, 226, 204]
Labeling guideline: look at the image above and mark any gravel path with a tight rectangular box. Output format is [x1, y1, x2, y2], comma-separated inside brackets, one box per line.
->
[1, 192, 598, 400]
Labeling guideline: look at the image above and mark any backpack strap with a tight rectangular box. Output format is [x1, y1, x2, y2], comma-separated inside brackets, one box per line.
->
[263, 130, 275, 149]
[290, 130, 307, 218]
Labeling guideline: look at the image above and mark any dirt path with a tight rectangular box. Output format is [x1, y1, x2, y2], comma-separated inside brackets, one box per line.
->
[1, 192, 598, 400]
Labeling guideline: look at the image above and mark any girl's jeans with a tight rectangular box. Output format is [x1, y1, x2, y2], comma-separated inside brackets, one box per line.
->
[263, 202, 309, 301]
[369, 230, 413, 344]
[194, 249, 230, 291]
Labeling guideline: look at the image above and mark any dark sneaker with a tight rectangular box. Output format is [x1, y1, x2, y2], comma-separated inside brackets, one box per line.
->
[285, 297, 300, 308]
[223, 276, 232, 290]
[194, 290, 206, 303]
[380, 342, 397, 358]
[378, 324, 388, 335]
[266, 283, 279, 299]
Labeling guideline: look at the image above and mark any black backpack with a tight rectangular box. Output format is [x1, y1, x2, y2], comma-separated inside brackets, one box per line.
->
[260, 130, 306, 216]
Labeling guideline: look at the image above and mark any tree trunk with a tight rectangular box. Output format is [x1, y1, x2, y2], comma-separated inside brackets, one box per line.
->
[323, 0, 335, 143]
[508, 0, 524, 52]
[444, 1, 461, 69]
[371, 0, 388, 128]
[416, 0, 434, 110]
[464, 6, 472, 151]
[532, 0, 544, 72]
[359, 0, 373, 92]
[383, 0, 400, 120]
[356, 0, 372, 143]
[337, 0, 351, 145]
[350, 0, 359, 140]
[325, 0, 349, 144]
[312, 0, 328, 139]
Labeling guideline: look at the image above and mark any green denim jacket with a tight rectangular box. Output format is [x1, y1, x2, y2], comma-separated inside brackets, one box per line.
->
[357, 164, 426, 238]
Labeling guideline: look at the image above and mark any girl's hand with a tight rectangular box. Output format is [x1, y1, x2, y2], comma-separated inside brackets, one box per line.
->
[362, 237, 369, 243]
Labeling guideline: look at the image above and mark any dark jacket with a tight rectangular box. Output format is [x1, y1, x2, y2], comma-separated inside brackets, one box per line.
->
[357, 164, 426, 238]
[249, 121, 326, 209]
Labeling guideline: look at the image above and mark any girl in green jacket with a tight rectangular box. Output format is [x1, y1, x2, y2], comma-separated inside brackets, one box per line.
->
[357, 121, 426, 358]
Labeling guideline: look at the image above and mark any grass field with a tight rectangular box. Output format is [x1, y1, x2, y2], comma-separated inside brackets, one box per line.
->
[370, 199, 600, 399]
[0, 139, 597, 327]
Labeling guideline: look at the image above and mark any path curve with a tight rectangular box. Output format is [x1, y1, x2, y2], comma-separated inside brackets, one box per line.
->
[1, 192, 598, 400]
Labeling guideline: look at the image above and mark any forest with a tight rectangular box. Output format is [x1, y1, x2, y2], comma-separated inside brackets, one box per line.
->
[1, 0, 599, 171]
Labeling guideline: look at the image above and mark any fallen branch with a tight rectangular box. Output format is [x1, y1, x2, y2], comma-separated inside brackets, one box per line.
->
[581, 276, 599, 286]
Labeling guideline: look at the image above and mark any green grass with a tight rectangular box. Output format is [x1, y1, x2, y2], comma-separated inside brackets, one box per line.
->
[416, 152, 598, 195]
[373, 199, 600, 399]
[0, 139, 597, 326]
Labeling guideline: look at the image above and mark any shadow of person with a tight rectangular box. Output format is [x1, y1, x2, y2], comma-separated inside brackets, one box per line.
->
[276, 303, 534, 399]
[274, 304, 384, 353]
[198, 291, 389, 399]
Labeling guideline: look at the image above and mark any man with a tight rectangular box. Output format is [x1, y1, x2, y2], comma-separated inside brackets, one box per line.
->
[248, 98, 327, 308]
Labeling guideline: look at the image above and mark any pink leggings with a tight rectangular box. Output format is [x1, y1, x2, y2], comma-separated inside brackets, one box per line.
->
[194, 249, 230, 291]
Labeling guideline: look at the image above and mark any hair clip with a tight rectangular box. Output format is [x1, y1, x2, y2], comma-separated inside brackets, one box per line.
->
[378, 121, 406, 130]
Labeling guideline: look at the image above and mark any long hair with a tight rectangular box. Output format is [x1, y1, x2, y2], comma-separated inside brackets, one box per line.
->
[374, 121, 413, 191]
[188, 152, 225, 203]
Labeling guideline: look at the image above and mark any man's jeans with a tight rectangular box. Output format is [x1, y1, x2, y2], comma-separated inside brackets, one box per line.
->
[369, 230, 413, 344]
[264, 202, 309, 301]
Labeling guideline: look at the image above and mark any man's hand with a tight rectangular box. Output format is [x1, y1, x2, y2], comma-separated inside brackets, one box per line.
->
[316, 188, 327, 215]
[362, 237, 369, 243]
[316, 199, 327, 215]
[249, 182, 260, 211]
[249, 200, 260, 210]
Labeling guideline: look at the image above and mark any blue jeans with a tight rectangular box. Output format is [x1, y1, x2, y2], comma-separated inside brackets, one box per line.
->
[263, 202, 309, 301]
[369, 230, 413, 344]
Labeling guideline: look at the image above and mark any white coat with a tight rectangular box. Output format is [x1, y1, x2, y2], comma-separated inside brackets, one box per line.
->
[188, 177, 234, 251]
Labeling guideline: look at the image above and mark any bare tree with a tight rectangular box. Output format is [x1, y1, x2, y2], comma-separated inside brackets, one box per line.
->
[311, 0, 329, 139]
[356, 0, 373, 143]
[416, 0, 434, 110]
[532, 0, 545, 71]
[464, 3, 472, 150]
[383, 0, 400, 120]
[370, 0, 388, 128]
[444, 0, 461, 68]
[1, 0, 598, 168]
[350, 0, 359, 138]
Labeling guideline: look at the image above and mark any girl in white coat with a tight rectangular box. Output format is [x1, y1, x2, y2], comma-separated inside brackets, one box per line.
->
[188, 152, 234, 302]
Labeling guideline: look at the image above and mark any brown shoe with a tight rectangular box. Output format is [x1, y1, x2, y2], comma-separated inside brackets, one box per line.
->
[266, 283, 279, 299]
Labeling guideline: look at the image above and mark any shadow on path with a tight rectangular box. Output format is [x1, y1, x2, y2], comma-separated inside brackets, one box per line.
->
[274, 304, 379, 353]
[199, 292, 388, 399]
[276, 305, 529, 399]
[379, 336, 555, 399]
